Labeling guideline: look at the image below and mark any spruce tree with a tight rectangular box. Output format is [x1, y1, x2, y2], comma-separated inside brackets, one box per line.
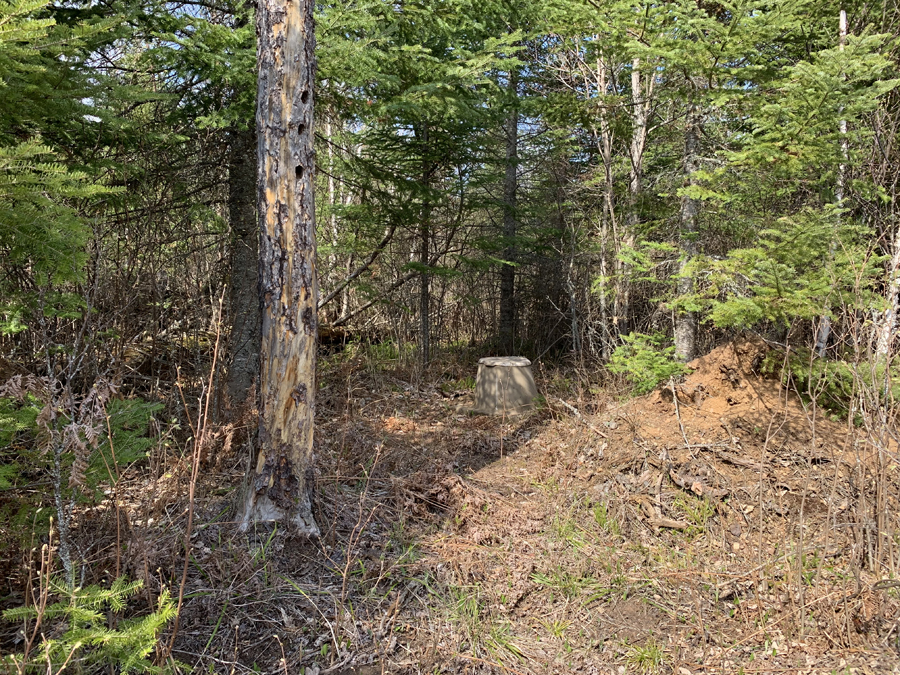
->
[0, 0, 115, 333]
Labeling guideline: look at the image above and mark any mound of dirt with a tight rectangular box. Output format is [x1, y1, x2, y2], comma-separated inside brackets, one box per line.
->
[638, 337, 847, 458]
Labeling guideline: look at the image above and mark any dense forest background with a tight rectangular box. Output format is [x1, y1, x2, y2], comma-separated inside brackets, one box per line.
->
[2, 0, 900, 672]
[4, 0, 900, 383]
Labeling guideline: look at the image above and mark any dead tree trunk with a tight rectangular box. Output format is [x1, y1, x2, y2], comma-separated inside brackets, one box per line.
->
[226, 125, 261, 410]
[418, 123, 432, 368]
[674, 104, 700, 363]
[498, 71, 518, 355]
[876, 225, 900, 359]
[240, 0, 318, 534]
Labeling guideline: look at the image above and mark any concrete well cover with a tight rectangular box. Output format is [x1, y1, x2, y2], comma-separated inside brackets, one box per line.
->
[478, 357, 531, 367]
[472, 357, 538, 415]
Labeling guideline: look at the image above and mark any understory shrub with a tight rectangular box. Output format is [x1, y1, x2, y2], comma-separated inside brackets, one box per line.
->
[2, 571, 176, 674]
[0, 380, 162, 552]
[608, 332, 688, 395]
[761, 347, 900, 418]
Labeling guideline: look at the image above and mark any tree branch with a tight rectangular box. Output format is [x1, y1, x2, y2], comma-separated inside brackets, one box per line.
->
[318, 223, 397, 310]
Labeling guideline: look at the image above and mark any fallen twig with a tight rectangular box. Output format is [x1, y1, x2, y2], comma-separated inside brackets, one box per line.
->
[554, 398, 607, 438]
[649, 517, 690, 530]
[668, 378, 693, 450]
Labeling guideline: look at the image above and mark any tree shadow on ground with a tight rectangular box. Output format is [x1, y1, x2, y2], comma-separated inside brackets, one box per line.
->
[163, 370, 568, 674]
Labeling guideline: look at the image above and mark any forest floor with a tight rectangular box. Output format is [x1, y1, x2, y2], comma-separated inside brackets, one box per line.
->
[5, 337, 900, 674]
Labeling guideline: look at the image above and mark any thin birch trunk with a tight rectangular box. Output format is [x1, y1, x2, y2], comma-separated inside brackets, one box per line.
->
[340, 187, 353, 318]
[595, 55, 615, 359]
[675, 104, 700, 362]
[325, 119, 339, 307]
[621, 57, 652, 339]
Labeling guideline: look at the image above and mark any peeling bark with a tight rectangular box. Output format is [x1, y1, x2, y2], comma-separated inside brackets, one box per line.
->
[240, 0, 318, 534]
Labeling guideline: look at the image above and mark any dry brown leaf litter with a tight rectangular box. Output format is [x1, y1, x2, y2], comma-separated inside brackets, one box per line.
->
[2, 339, 898, 674]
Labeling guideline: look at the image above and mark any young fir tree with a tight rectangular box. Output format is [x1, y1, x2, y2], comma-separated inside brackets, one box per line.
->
[683, 7, 898, 348]
[0, 0, 115, 334]
[3, 575, 176, 673]
[136, 0, 259, 405]
[651, 0, 821, 360]
[315, 0, 518, 364]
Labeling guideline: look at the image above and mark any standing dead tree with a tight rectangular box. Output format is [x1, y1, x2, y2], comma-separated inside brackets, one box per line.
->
[240, 0, 319, 534]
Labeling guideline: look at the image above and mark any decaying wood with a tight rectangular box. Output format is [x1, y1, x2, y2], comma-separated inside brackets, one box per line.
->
[649, 516, 690, 530]
[630, 494, 689, 530]
[709, 447, 769, 472]
[240, 0, 318, 534]
[668, 466, 729, 500]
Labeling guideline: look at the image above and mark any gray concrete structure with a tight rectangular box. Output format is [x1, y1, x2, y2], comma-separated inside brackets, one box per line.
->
[472, 357, 538, 416]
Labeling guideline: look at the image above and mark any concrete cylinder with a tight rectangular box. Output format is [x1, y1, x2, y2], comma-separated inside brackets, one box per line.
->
[472, 357, 538, 416]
